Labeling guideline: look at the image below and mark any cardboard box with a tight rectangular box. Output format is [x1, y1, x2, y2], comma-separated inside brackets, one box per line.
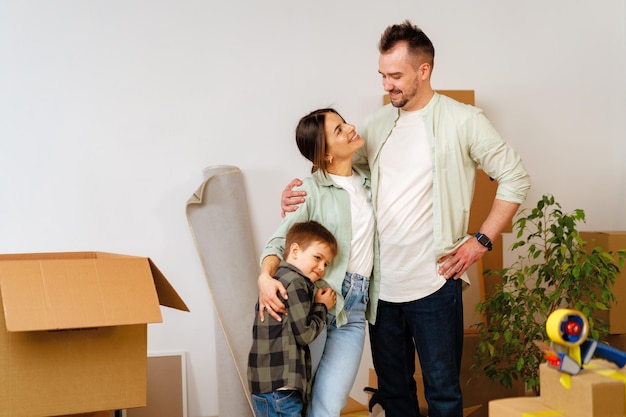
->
[0, 252, 189, 417]
[489, 397, 565, 417]
[604, 333, 626, 351]
[540, 360, 625, 417]
[579, 231, 626, 334]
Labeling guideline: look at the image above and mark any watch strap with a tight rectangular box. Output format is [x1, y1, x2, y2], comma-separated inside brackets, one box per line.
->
[475, 232, 493, 251]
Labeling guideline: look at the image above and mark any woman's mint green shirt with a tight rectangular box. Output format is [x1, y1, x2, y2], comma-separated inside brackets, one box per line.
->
[260, 167, 380, 326]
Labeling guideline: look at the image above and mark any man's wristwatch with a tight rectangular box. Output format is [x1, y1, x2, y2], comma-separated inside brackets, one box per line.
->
[475, 232, 493, 251]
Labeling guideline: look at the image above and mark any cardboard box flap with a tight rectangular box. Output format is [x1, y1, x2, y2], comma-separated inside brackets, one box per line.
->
[0, 252, 181, 332]
[148, 259, 189, 312]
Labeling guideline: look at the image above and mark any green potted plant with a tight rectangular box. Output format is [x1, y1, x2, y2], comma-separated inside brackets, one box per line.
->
[471, 194, 625, 394]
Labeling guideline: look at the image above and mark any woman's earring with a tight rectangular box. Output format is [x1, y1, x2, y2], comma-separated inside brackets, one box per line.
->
[329, 156, 333, 164]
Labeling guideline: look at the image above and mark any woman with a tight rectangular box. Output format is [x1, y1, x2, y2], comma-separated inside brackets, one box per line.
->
[257, 108, 379, 416]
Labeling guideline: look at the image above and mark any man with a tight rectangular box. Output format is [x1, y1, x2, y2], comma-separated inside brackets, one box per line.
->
[272, 20, 531, 417]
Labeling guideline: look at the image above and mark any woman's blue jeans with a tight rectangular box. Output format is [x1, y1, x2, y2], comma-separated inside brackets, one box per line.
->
[251, 390, 304, 417]
[307, 272, 369, 417]
[368, 278, 464, 417]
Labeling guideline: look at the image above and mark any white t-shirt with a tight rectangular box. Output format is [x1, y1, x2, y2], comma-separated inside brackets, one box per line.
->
[376, 109, 445, 302]
[328, 170, 375, 277]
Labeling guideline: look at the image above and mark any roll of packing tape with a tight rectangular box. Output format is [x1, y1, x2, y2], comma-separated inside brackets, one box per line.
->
[546, 308, 589, 347]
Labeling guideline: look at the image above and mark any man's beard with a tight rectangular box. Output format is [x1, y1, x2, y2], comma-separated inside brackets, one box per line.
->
[391, 97, 408, 108]
[390, 90, 412, 108]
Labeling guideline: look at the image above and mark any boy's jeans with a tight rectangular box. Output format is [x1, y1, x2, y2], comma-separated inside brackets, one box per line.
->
[251, 390, 303, 417]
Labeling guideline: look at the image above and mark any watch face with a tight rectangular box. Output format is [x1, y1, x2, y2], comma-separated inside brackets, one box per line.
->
[476, 233, 492, 250]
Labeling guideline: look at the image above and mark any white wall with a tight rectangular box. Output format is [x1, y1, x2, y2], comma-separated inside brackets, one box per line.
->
[2, 1, 625, 416]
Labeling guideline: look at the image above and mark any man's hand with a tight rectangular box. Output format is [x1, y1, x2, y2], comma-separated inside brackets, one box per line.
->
[281, 178, 306, 218]
[258, 271, 288, 321]
[438, 199, 519, 279]
[437, 237, 487, 279]
[315, 287, 337, 310]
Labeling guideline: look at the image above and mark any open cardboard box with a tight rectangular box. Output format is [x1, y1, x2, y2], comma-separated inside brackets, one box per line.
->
[0, 252, 189, 417]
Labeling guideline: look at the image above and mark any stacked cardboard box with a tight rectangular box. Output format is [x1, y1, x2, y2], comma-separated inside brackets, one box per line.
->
[489, 359, 626, 416]
[540, 360, 625, 417]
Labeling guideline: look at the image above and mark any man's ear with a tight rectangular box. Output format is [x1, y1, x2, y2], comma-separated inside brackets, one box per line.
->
[418, 61, 432, 81]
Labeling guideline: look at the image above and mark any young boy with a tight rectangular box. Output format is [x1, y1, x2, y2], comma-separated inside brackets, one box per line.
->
[247, 221, 338, 417]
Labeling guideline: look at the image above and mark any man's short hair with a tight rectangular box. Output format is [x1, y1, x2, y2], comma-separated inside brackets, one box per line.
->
[379, 20, 435, 67]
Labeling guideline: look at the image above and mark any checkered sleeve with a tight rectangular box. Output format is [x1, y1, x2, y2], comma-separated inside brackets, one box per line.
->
[286, 280, 327, 346]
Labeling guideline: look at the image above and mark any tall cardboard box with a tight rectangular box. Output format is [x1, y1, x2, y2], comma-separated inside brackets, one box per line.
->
[579, 231, 626, 334]
[0, 252, 189, 417]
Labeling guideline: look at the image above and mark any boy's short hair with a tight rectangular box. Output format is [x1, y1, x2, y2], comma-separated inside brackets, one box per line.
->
[284, 221, 338, 261]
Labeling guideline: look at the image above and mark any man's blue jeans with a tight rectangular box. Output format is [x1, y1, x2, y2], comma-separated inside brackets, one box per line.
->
[369, 278, 464, 417]
[251, 390, 304, 417]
